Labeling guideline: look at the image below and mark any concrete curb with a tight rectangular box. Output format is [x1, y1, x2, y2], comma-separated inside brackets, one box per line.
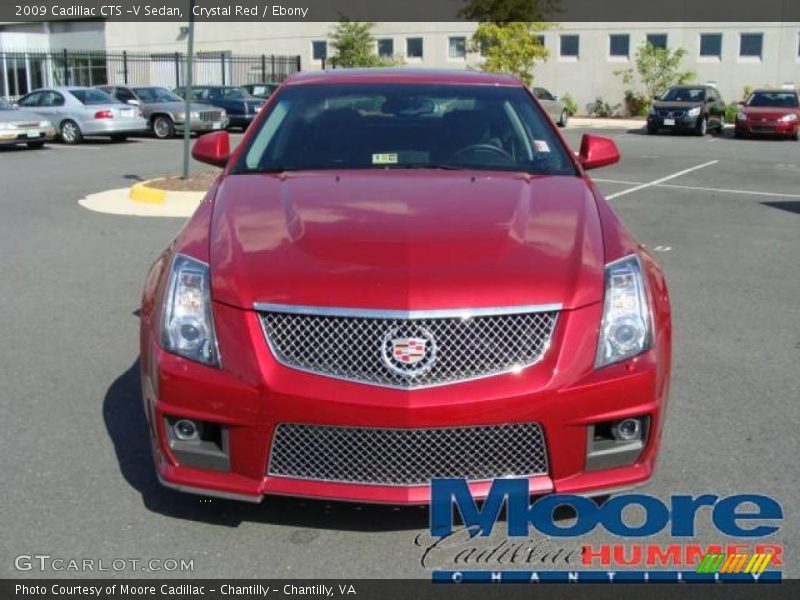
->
[568, 117, 647, 130]
[80, 185, 204, 218]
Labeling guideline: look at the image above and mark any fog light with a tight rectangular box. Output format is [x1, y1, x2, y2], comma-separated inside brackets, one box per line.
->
[173, 419, 200, 441]
[612, 418, 642, 441]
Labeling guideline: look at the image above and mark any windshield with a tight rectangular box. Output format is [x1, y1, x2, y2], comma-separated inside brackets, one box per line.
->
[70, 88, 116, 105]
[0, 98, 12, 110]
[235, 83, 576, 176]
[661, 87, 706, 102]
[746, 91, 799, 108]
[219, 87, 249, 100]
[133, 87, 182, 103]
[248, 84, 277, 97]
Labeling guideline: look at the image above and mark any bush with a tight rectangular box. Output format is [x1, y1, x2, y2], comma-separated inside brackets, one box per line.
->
[724, 104, 740, 124]
[589, 97, 613, 118]
[561, 92, 578, 116]
[624, 90, 650, 117]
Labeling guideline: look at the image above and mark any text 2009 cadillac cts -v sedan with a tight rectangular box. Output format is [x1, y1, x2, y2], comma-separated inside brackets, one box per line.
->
[140, 69, 671, 504]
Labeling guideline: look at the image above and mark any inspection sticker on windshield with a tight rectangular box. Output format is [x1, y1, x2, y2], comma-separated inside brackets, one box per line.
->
[534, 140, 551, 153]
[372, 153, 399, 165]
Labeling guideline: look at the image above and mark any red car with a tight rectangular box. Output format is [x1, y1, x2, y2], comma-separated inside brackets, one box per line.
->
[140, 69, 671, 504]
[735, 89, 800, 140]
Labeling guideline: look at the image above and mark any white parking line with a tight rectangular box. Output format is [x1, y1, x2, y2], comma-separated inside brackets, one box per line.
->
[605, 160, 719, 199]
[594, 177, 800, 199]
[45, 144, 100, 151]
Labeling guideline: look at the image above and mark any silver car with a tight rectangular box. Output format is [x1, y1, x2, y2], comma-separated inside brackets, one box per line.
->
[16, 87, 148, 144]
[0, 98, 56, 149]
[97, 85, 229, 139]
[532, 87, 569, 127]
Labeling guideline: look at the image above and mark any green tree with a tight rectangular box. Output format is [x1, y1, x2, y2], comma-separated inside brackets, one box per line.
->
[616, 43, 695, 101]
[460, 0, 561, 23]
[328, 20, 401, 68]
[472, 22, 549, 86]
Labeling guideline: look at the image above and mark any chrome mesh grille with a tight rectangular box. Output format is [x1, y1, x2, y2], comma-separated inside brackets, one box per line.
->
[268, 423, 548, 485]
[198, 110, 223, 122]
[260, 308, 557, 389]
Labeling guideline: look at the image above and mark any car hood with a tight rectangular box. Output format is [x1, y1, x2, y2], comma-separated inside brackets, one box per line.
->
[652, 100, 703, 110]
[741, 106, 797, 118]
[0, 110, 44, 124]
[209, 171, 605, 311]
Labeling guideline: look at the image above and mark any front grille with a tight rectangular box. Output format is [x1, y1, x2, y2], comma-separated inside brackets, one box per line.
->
[658, 109, 685, 118]
[268, 423, 548, 485]
[259, 306, 558, 389]
[198, 110, 222, 122]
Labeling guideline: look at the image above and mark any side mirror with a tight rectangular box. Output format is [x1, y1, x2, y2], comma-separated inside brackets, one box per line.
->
[578, 134, 620, 170]
[192, 131, 230, 167]
[127, 99, 140, 106]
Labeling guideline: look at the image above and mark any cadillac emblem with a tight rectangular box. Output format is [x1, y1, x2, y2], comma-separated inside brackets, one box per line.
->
[382, 326, 437, 377]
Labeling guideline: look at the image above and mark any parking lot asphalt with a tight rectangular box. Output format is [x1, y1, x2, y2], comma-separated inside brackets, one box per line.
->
[1, 128, 798, 578]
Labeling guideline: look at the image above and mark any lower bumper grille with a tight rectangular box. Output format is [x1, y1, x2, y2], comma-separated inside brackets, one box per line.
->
[267, 423, 548, 486]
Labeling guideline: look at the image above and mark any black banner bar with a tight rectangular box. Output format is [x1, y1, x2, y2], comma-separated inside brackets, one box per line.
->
[1, 0, 799, 22]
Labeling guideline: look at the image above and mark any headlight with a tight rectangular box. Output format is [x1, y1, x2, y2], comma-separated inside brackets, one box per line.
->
[648, 106, 656, 116]
[736, 111, 748, 121]
[686, 107, 701, 117]
[779, 113, 798, 122]
[595, 255, 652, 368]
[176, 111, 186, 121]
[189, 111, 200, 119]
[161, 254, 220, 367]
[38, 120, 50, 128]
[0, 123, 13, 130]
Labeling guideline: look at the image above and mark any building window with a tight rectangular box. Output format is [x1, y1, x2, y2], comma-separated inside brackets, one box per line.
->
[609, 34, 630, 57]
[534, 35, 545, 47]
[448, 36, 466, 59]
[646, 34, 668, 49]
[406, 37, 424, 59]
[699, 33, 723, 58]
[560, 34, 579, 58]
[312, 41, 327, 61]
[377, 38, 394, 58]
[739, 33, 763, 58]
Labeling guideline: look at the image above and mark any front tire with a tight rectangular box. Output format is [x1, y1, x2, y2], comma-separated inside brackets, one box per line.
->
[695, 116, 708, 136]
[152, 115, 175, 139]
[60, 120, 82, 145]
[26, 141, 46, 149]
[558, 109, 568, 127]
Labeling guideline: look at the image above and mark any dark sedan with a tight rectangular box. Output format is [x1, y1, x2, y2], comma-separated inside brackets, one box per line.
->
[174, 85, 264, 131]
[647, 85, 726, 136]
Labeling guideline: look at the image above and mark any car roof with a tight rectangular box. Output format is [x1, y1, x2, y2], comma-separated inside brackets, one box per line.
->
[751, 88, 797, 94]
[283, 68, 522, 87]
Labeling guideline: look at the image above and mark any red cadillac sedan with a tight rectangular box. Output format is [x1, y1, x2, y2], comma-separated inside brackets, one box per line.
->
[735, 89, 800, 140]
[140, 69, 671, 504]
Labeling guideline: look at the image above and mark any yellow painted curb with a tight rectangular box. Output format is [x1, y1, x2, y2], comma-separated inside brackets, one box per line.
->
[130, 179, 168, 204]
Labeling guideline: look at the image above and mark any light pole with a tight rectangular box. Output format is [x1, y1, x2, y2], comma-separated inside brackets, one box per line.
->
[181, 0, 195, 180]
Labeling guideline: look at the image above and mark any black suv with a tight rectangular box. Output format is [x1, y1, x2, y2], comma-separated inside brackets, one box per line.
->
[647, 85, 726, 136]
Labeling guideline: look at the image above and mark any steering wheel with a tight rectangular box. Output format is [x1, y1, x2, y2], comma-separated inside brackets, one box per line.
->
[449, 143, 514, 162]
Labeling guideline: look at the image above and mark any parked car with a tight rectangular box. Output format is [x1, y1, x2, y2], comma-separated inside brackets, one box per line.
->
[173, 85, 264, 130]
[532, 86, 569, 127]
[96, 85, 229, 139]
[0, 97, 55, 149]
[734, 89, 799, 140]
[16, 87, 147, 144]
[141, 69, 671, 504]
[647, 85, 726, 136]
[242, 83, 279, 99]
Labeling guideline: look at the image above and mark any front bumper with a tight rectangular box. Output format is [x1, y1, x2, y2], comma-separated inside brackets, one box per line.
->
[735, 120, 797, 138]
[176, 116, 231, 133]
[227, 114, 257, 128]
[0, 126, 55, 144]
[647, 114, 700, 132]
[142, 296, 670, 504]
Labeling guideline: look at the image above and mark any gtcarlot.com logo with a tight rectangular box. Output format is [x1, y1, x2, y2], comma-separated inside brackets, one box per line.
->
[14, 554, 194, 572]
